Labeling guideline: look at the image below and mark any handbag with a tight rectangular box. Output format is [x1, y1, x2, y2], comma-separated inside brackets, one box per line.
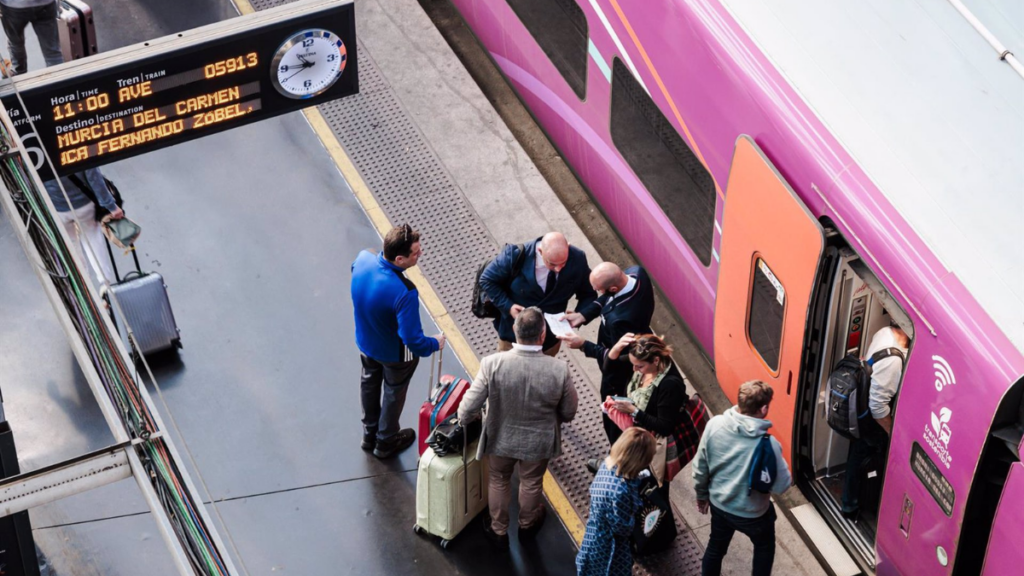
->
[664, 394, 710, 482]
[101, 215, 142, 250]
[651, 435, 669, 486]
[631, 474, 678, 556]
[425, 414, 481, 457]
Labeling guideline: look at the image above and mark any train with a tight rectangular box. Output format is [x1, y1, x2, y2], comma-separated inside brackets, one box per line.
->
[444, 0, 1024, 574]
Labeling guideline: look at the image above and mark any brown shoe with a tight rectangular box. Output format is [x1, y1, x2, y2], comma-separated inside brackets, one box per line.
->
[518, 507, 547, 539]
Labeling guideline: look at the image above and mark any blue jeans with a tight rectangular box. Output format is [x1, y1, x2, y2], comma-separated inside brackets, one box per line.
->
[1, 1, 64, 75]
[359, 354, 418, 442]
[702, 504, 776, 576]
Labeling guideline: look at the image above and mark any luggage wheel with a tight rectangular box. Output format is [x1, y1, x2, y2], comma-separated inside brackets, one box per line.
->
[439, 538, 451, 550]
[412, 524, 424, 536]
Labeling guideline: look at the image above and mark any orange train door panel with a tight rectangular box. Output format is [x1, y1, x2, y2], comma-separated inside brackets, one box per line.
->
[714, 136, 824, 466]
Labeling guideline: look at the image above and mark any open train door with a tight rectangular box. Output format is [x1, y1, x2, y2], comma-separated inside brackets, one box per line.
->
[714, 136, 824, 466]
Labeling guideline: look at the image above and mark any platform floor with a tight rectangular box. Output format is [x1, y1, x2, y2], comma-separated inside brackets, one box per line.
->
[0, 1, 577, 575]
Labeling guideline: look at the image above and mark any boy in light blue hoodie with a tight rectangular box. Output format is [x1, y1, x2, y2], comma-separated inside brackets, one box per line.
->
[692, 380, 792, 576]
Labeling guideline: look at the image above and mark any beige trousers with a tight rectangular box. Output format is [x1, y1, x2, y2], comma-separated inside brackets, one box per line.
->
[487, 455, 549, 535]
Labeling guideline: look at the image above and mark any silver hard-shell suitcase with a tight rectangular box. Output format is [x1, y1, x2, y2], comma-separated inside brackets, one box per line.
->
[104, 242, 181, 357]
[58, 0, 97, 63]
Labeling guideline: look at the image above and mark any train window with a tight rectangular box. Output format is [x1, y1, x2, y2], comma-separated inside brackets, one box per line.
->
[505, 0, 588, 99]
[610, 58, 716, 266]
[748, 258, 784, 371]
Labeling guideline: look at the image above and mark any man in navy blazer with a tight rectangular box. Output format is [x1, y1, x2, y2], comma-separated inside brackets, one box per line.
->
[561, 262, 656, 443]
[480, 232, 601, 356]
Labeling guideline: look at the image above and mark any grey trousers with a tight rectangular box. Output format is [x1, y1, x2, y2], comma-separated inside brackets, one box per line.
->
[359, 354, 418, 442]
[1, 2, 63, 75]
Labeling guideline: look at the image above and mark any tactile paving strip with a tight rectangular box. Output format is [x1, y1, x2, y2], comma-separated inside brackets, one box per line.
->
[251, 1, 702, 572]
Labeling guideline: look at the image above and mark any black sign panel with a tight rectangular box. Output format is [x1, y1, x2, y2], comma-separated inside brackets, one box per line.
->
[1, 0, 356, 180]
[911, 441, 955, 516]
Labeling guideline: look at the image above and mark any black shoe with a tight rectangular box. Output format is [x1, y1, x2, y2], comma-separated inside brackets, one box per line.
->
[481, 514, 509, 550]
[841, 507, 859, 521]
[373, 428, 416, 459]
[518, 507, 546, 540]
[586, 458, 601, 475]
[361, 433, 376, 451]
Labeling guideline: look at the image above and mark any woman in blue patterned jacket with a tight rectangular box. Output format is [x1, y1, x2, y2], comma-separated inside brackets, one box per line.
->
[577, 427, 656, 576]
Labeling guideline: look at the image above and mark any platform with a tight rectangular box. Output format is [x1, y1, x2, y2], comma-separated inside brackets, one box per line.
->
[0, 0, 829, 575]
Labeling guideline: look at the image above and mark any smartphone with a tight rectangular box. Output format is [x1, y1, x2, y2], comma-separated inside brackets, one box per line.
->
[611, 396, 631, 403]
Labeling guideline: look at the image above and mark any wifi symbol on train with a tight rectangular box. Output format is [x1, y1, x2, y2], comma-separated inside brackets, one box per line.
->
[932, 356, 956, 391]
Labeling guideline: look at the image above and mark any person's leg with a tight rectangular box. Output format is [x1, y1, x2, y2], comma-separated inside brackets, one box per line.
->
[736, 506, 777, 576]
[77, 209, 114, 283]
[516, 459, 549, 529]
[30, 2, 64, 68]
[488, 455, 517, 535]
[841, 419, 884, 515]
[599, 368, 630, 445]
[359, 355, 385, 443]
[701, 505, 736, 576]
[377, 357, 418, 441]
[1, 5, 31, 75]
[602, 415, 624, 445]
[497, 338, 513, 352]
[542, 340, 561, 357]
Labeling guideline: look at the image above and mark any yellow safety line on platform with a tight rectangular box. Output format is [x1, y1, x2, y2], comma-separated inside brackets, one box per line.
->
[232, 0, 585, 543]
[301, 105, 585, 546]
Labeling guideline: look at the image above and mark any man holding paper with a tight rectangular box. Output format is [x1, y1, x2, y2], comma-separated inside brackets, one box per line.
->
[479, 232, 600, 357]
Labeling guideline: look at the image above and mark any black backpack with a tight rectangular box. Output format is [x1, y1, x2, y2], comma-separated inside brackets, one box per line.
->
[471, 243, 526, 319]
[825, 348, 905, 439]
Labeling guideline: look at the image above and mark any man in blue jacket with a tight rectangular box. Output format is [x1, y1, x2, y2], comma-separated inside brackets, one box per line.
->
[479, 232, 600, 356]
[351, 224, 445, 459]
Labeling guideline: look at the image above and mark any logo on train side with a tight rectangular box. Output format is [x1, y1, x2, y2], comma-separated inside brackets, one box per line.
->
[932, 356, 956, 391]
[924, 407, 953, 468]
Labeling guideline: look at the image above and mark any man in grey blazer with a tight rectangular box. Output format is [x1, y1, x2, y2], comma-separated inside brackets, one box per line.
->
[458, 306, 578, 548]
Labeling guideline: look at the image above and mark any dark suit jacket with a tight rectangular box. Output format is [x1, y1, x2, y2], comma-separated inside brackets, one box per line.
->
[480, 238, 600, 347]
[583, 266, 655, 396]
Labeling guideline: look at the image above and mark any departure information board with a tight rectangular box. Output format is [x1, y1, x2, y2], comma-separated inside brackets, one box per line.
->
[0, 0, 357, 179]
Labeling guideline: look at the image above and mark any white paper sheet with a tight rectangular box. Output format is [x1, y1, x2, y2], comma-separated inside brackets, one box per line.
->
[544, 313, 574, 339]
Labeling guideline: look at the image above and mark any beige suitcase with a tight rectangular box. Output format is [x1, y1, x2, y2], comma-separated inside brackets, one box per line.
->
[414, 440, 488, 548]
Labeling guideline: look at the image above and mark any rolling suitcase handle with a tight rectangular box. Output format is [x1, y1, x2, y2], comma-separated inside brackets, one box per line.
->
[104, 237, 142, 284]
[427, 338, 445, 404]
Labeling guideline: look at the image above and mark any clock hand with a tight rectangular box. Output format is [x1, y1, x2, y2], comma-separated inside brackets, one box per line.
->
[281, 67, 308, 83]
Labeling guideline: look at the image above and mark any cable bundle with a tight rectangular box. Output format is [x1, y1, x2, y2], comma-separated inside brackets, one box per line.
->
[0, 120, 230, 576]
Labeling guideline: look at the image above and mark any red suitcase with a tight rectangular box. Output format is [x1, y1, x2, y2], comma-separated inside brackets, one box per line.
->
[418, 350, 471, 456]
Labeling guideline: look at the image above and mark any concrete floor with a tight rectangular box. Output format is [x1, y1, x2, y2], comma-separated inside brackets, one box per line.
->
[0, 1, 577, 574]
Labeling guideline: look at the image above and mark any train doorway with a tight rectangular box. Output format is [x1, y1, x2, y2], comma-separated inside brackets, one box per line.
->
[794, 222, 915, 572]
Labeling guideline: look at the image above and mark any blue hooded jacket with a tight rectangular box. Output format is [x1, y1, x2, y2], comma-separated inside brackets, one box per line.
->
[351, 251, 439, 363]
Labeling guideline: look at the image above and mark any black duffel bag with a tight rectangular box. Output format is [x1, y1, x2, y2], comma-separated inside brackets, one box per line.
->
[632, 474, 678, 556]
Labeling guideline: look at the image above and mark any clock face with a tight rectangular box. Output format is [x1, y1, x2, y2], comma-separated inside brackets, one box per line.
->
[270, 29, 347, 99]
